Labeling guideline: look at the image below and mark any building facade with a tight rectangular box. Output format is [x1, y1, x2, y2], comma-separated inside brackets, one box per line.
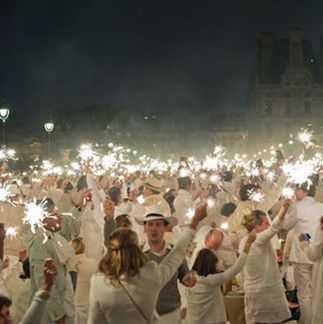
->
[248, 28, 323, 151]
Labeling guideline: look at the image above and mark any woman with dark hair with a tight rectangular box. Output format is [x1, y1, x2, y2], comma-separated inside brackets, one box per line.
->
[186, 232, 256, 324]
[87, 204, 207, 324]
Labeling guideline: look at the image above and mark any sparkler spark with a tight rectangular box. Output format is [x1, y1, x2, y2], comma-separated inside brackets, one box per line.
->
[6, 226, 18, 239]
[297, 129, 313, 145]
[23, 200, 49, 233]
[220, 222, 229, 230]
[248, 189, 264, 203]
[281, 187, 294, 199]
[185, 208, 195, 219]
[207, 198, 216, 208]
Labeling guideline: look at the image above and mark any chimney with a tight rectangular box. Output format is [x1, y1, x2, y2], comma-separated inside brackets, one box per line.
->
[288, 28, 303, 65]
[258, 32, 275, 81]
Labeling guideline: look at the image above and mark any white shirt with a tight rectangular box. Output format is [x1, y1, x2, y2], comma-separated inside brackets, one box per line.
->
[284, 196, 323, 264]
[239, 217, 283, 292]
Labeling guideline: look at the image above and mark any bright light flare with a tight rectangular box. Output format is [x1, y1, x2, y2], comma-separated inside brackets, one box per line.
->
[23, 200, 49, 233]
[186, 208, 195, 219]
[297, 129, 313, 145]
[220, 222, 229, 230]
[6, 226, 18, 239]
[248, 189, 264, 203]
[281, 187, 294, 199]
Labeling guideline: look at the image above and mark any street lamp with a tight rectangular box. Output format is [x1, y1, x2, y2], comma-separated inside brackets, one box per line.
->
[0, 104, 10, 144]
[44, 122, 54, 157]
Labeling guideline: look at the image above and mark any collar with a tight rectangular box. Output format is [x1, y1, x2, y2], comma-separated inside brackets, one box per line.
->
[142, 240, 173, 257]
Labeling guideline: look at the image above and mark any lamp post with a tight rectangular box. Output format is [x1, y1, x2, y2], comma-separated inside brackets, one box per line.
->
[0, 104, 10, 144]
[44, 122, 54, 157]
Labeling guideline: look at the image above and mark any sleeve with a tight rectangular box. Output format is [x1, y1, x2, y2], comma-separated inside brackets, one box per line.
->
[157, 228, 195, 287]
[20, 290, 50, 324]
[301, 228, 323, 262]
[87, 277, 107, 324]
[256, 217, 283, 245]
[283, 204, 298, 230]
[203, 252, 247, 285]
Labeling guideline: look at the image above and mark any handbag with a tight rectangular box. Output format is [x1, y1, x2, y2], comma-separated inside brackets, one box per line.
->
[118, 280, 153, 324]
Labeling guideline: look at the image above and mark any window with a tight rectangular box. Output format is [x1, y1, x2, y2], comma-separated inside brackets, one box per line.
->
[304, 101, 311, 114]
[264, 100, 272, 115]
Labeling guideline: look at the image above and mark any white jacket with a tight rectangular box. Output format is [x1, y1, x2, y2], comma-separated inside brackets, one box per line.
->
[87, 228, 195, 324]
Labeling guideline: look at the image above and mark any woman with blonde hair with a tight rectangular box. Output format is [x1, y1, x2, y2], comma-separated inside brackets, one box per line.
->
[87, 203, 207, 324]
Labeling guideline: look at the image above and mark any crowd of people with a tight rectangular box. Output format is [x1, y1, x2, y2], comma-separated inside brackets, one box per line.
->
[0, 148, 323, 324]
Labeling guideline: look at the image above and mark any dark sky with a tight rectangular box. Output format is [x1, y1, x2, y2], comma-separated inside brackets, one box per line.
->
[1, 0, 323, 127]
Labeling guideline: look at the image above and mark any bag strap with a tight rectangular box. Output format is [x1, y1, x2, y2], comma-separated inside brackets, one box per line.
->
[118, 280, 152, 324]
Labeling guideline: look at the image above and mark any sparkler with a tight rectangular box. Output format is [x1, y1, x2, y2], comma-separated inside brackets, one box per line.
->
[281, 187, 294, 199]
[185, 208, 195, 219]
[6, 226, 18, 239]
[248, 189, 264, 203]
[297, 129, 313, 146]
[220, 222, 229, 230]
[23, 199, 49, 234]
[0, 148, 16, 161]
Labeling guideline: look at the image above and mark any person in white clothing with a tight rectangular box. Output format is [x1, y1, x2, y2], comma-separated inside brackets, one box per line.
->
[87, 204, 207, 324]
[240, 200, 291, 324]
[71, 237, 97, 324]
[173, 176, 200, 227]
[284, 183, 323, 324]
[299, 216, 323, 324]
[186, 230, 256, 324]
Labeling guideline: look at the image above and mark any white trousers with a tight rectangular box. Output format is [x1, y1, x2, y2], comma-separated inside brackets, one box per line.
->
[293, 262, 313, 324]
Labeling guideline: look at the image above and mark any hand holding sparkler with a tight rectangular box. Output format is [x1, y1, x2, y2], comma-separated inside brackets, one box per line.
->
[189, 203, 207, 230]
[278, 199, 291, 221]
[41, 258, 57, 292]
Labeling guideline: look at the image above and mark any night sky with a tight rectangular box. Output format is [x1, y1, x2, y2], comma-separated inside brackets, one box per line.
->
[1, 0, 323, 128]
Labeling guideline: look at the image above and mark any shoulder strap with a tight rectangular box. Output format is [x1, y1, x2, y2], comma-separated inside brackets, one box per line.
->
[118, 280, 152, 324]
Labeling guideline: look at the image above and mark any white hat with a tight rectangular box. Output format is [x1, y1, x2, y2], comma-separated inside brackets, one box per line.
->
[145, 175, 163, 192]
[135, 205, 178, 226]
[7, 184, 20, 197]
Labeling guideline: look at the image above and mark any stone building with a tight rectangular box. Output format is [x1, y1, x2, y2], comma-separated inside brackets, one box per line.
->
[248, 28, 323, 151]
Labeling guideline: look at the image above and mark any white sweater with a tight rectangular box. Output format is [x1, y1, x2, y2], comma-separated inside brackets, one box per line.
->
[239, 217, 283, 292]
[186, 253, 247, 324]
[87, 227, 195, 324]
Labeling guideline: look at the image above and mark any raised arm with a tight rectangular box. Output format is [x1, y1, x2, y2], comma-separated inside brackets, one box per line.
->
[204, 231, 256, 285]
[257, 199, 290, 245]
[158, 204, 207, 287]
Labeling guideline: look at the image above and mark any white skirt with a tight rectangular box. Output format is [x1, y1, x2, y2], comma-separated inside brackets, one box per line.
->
[245, 285, 290, 323]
